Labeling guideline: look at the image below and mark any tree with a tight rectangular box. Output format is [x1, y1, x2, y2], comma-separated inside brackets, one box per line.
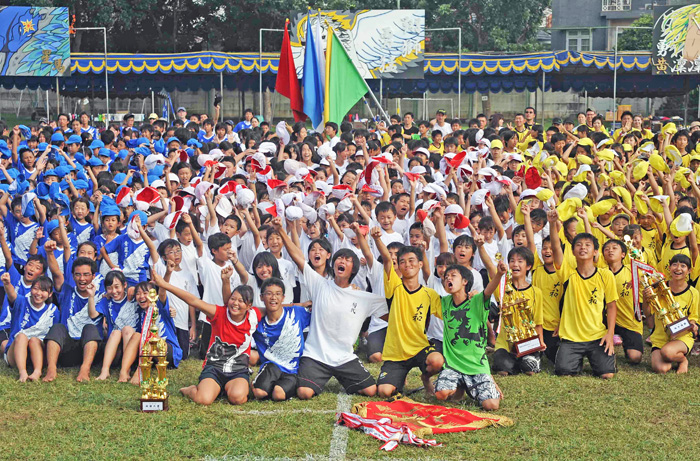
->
[617, 14, 653, 51]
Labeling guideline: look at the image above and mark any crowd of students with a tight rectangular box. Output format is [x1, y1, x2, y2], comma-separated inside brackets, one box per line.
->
[0, 104, 698, 411]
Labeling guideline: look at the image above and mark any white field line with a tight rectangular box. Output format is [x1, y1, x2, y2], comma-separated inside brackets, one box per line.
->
[328, 392, 352, 460]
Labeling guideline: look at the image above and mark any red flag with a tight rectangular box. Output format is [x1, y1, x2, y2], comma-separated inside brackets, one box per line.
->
[276, 20, 307, 122]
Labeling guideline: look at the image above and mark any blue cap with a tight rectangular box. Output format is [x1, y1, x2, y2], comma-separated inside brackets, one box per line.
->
[126, 138, 139, 149]
[98, 148, 114, 159]
[44, 219, 60, 237]
[66, 135, 82, 145]
[134, 146, 150, 157]
[137, 137, 150, 146]
[88, 157, 103, 167]
[50, 132, 65, 143]
[149, 164, 165, 177]
[113, 173, 127, 184]
[153, 139, 166, 154]
[53, 166, 69, 178]
[44, 169, 58, 178]
[58, 179, 70, 191]
[185, 148, 194, 157]
[117, 149, 129, 160]
[18, 125, 32, 139]
[5, 168, 19, 180]
[0, 140, 10, 158]
[76, 171, 88, 182]
[187, 139, 202, 148]
[73, 179, 89, 190]
[36, 183, 51, 200]
[129, 210, 148, 227]
[166, 137, 180, 145]
[74, 152, 86, 166]
[89, 201, 95, 213]
[89, 139, 105, 149]
[37, 142, 49, 152]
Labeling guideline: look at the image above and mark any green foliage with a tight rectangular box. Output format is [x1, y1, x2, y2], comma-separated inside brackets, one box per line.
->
[11, 0, 550, 53]
[617, 14, 653, 51]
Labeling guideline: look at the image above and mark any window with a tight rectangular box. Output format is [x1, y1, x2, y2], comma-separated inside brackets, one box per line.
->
[602, 0, 631, 12]
[566, 30, 591, 52]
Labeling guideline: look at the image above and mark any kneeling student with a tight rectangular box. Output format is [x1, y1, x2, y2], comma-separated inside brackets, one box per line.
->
[2, 274, 58, 382]
[644, 254, 699, 374]
[252, 278, 311, 401]
[435, 262, 507, 411]
[152, 266, 259, 405]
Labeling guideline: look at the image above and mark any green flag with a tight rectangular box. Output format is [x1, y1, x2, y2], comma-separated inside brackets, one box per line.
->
[323, 29, 368, 126]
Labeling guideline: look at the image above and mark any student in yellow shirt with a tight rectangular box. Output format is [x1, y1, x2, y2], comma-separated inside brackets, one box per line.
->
[371, 229, 443, 397]
[643, 254, 699, 374]
[622, 224, 658, 268]
[602, 239, 643, 364]
[555, 233, 618, 378]
[478, 245, 544, 376]
[428, 130, 444, 155]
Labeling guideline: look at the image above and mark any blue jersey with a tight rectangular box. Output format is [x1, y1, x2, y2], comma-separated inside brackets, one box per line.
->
[5, 297, 59, 352]
[137, 298, 183, 368]
[11, 222, 39, 266]
[0, 266, 33, 331]
[63, 255, 104, 291]
[233, 120, 251, 133]
[70, 217, 95, 245]
[96, 296, 140, 336]
[93, 233, 120, 277]
[253, 305, 311, 374]
[102, 234, 150, 285]
[57, 283, 103, 340]
[198, 131, 215, 144]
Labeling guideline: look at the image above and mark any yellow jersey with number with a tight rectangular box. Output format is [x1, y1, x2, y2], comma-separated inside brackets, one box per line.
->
[649, 285, 699, 350]
[557, 262, 619, 342]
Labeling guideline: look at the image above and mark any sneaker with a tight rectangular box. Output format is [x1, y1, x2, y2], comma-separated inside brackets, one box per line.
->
[613, 334, 623, 346]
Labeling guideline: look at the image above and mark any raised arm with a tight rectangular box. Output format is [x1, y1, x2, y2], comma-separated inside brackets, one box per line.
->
[271, 217, 306, 272]
[182, 213, 203, 258]
[352, 222, 374, 268]
[221, 265, 234, 305]
[44, 240, 64, 291]
[370, 227, 392, 275]
[151, 268, 217, 318]
[0, 222, 12, 268]
[484, 258, 507, 298]
[86, 282, 101, 319]
[475, 234, 497, 280]
[1, 273, 17, 304]
[547, 210, 564, 269]
[58, 216, 72, 264]
[241, 208, 261, 250]
[485, 195, 505, 240]
[136, 222, 159, 265]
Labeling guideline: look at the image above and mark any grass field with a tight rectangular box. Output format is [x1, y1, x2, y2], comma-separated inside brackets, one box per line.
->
[1, 345, 700, 460]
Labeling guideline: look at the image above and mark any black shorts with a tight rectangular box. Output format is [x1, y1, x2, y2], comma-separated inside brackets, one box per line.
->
[297, 356, 375, 396]
[651, 343, 691, 355]
[491, 348, 541, 375]
[366, 328, 387, 356]
[199, 365, 250, 395]
[377, 346, 435, 392]
[176, 327, 190, 361]
[429, 339, 444, 355]
[0, 328, 9, 343]
[614, 325, 644, 354]
[555, 339, 616, 377]
[542, 329, 559, 364]
[252, 363, 297, 399]
[44, 323, 102, 367]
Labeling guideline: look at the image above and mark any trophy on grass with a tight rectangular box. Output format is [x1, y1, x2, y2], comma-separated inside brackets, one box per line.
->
[496, 253, 545, 358]
[139, 289, 169, 412]
[641, 272, 693, 339]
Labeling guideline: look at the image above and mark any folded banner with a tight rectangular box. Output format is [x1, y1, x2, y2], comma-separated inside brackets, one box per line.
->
[339, 398, 513, 450]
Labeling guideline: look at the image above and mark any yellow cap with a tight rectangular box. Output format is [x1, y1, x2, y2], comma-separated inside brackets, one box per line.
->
[576, 154, 593, 165]
[557, 197, 582, 221]
[632, 161, 649, 181]
[609, 170, 626, 186]
[514, 199, 532, 225]
[577, 138, 594, 148]
[649, 195, 668, 214]
[490, 139, 503, 150]
[597, 149, 615, 162]
[622, 143, 633, 153]
[612, 186, 632, 210]
[674, 167, 691, 189]
[536, 188, 554, 203]
[670, 213, 693, 237]
[590, 198, 616, 217]
[662, 122, 677, 136]
[649, 153, 670, 173]
[634, 191, 648, 216]
[664, 145, 683, 166]
[554, 161, 568, 177]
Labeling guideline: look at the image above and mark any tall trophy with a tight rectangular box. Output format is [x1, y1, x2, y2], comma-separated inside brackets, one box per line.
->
[139, 289, 169, 412]
[641, 272, 693, 339]
[497, 253, 545, 357]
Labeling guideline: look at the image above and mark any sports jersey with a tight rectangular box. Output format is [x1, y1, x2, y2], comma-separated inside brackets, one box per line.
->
[57, 283, 103, 340]
[63, 255, 104, 291]
[434, 292, 491, 375]
[204, 305, 261, 373]
[198, 131, 215, 144]
[382, 267, 441, 362]
[254, 305, 311, 374]
[658, 240, 700, 282]
[103, 234, 150, 285]
[96, 296, 140, 336]
[611, 265, 642, 334]
[11, 222, 39, 266]
[557, 262, 618, 342]
[649, 284, 699, 351]
[4, 298, 59, 352]
[494, 283, 544, 352]
[640, 226, 661, 259]
[70, 217, 94, 244]
[137, 298, 183, 368]
[532, 264, 562, 331]
[0, 266, 32, 331]
[93, 233, 120, 277]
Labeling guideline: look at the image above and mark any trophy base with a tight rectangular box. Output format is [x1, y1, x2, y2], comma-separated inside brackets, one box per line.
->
[666, 317, 693, 339]
[514, 336, 546, 358]
[140, 398, 169, 412]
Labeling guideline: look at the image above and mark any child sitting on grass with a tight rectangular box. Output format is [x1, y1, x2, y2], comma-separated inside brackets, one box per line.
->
[252, 278, 311, 401]
[152, 266, 260, 405]
[1, 273, 57, 382]
[434, 262, 506, 410]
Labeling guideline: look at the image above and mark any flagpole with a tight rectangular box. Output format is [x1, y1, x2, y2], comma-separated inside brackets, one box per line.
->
[325, 24, 390, 123]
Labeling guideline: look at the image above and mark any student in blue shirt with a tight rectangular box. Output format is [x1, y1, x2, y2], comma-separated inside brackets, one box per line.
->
[69, 196, 95, 245]
[1, 273, 58, 382]
[100, 211, 153, 286]
[252, 278, 311, 401]
[43, 253, 103, 383]
[233, 109, 255, 133]
[118, 280, 182, 386]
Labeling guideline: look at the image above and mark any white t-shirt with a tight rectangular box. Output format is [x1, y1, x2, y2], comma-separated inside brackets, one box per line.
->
[155, 260, 199, 330]
[301, 265, 388, 367]
[247, 275, 294, 309]
[196, 255, 240, 321]
[432, 122, 453, 137]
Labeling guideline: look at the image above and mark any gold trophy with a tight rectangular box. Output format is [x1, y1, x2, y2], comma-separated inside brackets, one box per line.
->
[139, 289, 169, 412]
[641, 272, 693, 339]
[496, 253, 545, 357]
[623, 235, 642, 261]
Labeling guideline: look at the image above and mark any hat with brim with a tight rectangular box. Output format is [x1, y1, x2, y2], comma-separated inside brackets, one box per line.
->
[671, 213, 693, 237]
[633, 161, 649, 181]
[649, 195, 668, 214]
[612, 186, 632, 210]
[674, 167, 692, 189]
[590, 198, 617, 217]
[597, 149, 615, 162]
[608, 170, 626, 186]
[557, 197, 582, 221]
[649, 153, 669, 173]
[665, 145, 683, 166]
[554, 161, 568, 177]
[634, 191, 649, 216]
[490, 139, 503, 150]
[575, 206, 596, 234]
[662, 122, 677, 136]
[514, 199, 532, 225]
[573, 164, 591, 183]
[577, 138, 594, 148]
[622, 143, 633, 153]
[576, 154, 593, 165]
